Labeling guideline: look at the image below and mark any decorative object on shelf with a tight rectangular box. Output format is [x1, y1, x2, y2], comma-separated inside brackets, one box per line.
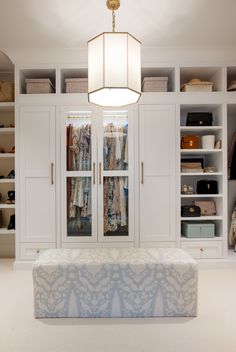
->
[0, 81, 14, 102]
[201, 135, 215, 149]
[228, 130, 236, 179]
[7, 214, 15, 230]
[193, 200, 216, 216]
[0, 210, 2, 228]
[229, 204, 236, 248]
[182, 221, 215, 238]
[88, 0, 141, 107]
[227, 80, 236, 91]
[142, 77, 168, 92]
[204, 166, 217, 173]
[25, 78, 54, 94]
[0, 147, 5, 153]
[181, 135, 200, 149]
[181, 78, 214, 92]
[7, 170, 15, 179]
[65, 78, 88, 93]
[181, 184, 194, 195]
[186, 112, 213, 126]
[6, 191, 15, 204]
[214, 139, 222, 149]
[8, 146, 15, 154]
[181, 205, 201, 217]
[196, 180, 218, 194]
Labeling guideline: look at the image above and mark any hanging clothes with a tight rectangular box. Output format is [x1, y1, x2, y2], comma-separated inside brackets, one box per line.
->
[103, 176, 128, 235]
[67, 123, 91, 171]
[103, 122, 128, 170]
[228, 131, 236, 179]
[229, 205, 236, 247]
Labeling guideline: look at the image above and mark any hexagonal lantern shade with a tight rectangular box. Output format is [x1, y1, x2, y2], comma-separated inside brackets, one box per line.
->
[88, 32, 141, 107]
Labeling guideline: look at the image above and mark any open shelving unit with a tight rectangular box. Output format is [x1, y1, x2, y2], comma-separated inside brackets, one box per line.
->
[0, 101, 15, 247]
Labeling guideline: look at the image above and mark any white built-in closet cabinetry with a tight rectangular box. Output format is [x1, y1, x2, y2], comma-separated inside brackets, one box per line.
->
[14, 64, 236, 264]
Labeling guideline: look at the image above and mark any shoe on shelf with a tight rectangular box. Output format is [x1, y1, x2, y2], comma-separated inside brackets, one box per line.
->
[8, 146, 15, 154]
[7, 214, 15, 230]
[7, 170, 15, 179]
[0, 210, 2, 228]
[7, 124, 15, 128]
[6, 191, 15, 204]
[0, 147, 5, 153]
[0, 124, 5, 128]
[0, 175, 4, 179]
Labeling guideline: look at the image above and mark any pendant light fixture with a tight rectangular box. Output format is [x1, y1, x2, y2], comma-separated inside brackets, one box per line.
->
[88, 0, 141, 107]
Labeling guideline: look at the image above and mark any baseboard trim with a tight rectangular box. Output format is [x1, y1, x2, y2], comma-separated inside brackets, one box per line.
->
[13, 261, 33, 270]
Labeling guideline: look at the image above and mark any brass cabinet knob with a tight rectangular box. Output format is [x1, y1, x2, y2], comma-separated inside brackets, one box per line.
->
[200, 248, 204, 252]
[36, 249, 40, 254]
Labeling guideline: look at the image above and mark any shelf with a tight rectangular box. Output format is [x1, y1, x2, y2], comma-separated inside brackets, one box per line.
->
[181, 237, 223, 242]
[181, 172, 222, 176]
[181, 216, 223, 220]
[180, 126, 222, 132]
[0, 128, 15, 134]
[0, 228, 15, 235]
[0, 153, 15, 158]
[181, 149, 222, 154]
[0, 204, 15, 209]
[0, 179, 15, 183]
[0, 102, 15, 110]
[181, 194, 223, 198]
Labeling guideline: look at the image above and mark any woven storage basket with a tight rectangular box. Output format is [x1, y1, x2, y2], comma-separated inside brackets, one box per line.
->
[65, 78, 88, 93]
[142, 77, 168, 92]
[0, 81, 14, 102]
[25, 78, 54, 94]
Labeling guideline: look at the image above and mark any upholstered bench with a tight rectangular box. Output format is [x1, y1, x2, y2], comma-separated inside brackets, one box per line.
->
[33, 248, 198, 318]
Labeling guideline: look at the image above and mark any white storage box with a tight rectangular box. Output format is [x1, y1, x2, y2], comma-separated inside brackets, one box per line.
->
[25, 78, 54, 94]
[65, 78, 88, 93]
[142, 77, 168, 92]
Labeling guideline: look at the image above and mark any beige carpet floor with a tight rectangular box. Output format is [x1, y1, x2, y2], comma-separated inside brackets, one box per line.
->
[0, 259, 236, 352]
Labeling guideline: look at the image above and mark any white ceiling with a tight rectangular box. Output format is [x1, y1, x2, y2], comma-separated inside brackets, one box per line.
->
[0, 0, 236, 50]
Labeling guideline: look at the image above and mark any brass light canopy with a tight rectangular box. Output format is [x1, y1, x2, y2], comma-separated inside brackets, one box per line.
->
[88, 0, 141, 107]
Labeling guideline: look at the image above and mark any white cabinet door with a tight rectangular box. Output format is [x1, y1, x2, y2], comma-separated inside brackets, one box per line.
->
[139, 105, 176, 242]
[19, 106, 56, 243]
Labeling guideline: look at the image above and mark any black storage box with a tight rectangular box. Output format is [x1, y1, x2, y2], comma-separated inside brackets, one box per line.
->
[196, 180, 218, 194]
[186, 112, 213, 126]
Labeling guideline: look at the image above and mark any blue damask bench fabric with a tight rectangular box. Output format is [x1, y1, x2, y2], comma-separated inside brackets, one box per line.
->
[33, 248, 198, 318]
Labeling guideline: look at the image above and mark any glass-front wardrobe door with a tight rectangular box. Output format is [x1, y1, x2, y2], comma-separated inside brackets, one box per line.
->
[98, 109, 134, 242]
[61, 107, 97, 242]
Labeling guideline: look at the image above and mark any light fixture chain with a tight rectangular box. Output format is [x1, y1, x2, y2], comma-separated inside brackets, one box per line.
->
[112, 9, 116, 32]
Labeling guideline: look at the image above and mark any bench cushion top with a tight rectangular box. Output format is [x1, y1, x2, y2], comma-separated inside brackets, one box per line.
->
[34, 248, 197, 267]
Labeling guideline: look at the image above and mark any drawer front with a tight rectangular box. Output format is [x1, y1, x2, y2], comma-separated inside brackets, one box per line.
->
[20, 243, 56, 260]
[181, 240, 223, 259]
[140, 241, 176, 248]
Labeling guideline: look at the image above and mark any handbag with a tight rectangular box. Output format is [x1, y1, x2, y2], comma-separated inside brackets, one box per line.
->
[181, 135, 200, 149]
[196, 180, 218, 194]
[181, 205, 201, 217]
[181, 162, 203, 173]
[193, 200, 216, 216]
[186, 112, 213, 126]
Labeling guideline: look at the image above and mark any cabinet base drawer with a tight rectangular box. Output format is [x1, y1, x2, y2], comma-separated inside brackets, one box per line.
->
[20, 243, 56, 260]
[181, 240, 223, 259]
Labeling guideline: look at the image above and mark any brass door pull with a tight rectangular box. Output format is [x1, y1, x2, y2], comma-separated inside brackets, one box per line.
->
[141, 161, 144, 184]
[99, 162, 102, 185]
[93, 162, 96, 185]
[51, 162, 54, 185]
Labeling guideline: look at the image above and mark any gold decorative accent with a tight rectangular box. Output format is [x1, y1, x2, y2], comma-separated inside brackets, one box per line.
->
[51, 162, 54, 185]
[106, 0, 120, 11]
[93, 162, 96, 185]
[99, 162, 102, 185]
[141, 161, 144, 184]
